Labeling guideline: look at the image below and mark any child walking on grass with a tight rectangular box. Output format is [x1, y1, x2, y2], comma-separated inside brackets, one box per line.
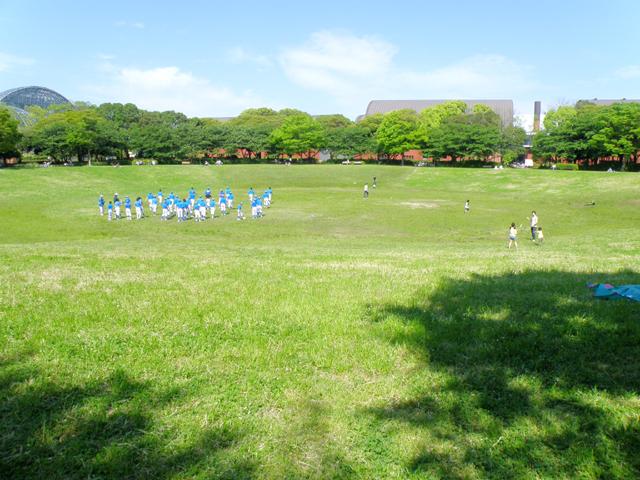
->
[508, 222, 518, 249]
[537, 227, 544, 244]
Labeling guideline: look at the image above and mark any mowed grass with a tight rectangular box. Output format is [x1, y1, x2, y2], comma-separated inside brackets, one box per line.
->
[1, 164, 639, 479]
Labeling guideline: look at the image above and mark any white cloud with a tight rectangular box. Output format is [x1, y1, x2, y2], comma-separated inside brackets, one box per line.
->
[279, 31, 538, 116]
[227, 47, 272, 69]
[615, 65, 640, 79]
[85, 64, 265, 117]
[115, 20, 145, 29]
[0, 52, 34, 72]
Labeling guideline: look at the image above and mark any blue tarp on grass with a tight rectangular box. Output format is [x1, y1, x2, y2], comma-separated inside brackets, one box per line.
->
[591, 283, 640, 302]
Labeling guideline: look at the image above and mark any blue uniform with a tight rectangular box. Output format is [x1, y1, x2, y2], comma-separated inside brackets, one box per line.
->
[125, 198, 131, 208]
[98, 197, 105, 206]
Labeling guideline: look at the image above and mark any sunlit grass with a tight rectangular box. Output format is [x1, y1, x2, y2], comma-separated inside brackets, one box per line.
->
[1, 165, 639, 479]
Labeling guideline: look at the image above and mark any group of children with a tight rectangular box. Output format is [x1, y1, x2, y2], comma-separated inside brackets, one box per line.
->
[98, 186, 273, 222]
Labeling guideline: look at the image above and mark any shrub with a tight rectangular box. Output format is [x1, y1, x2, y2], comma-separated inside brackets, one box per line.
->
[554, 163, 579, 171]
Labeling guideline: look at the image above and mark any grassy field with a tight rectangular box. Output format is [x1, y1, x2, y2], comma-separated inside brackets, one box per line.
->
[1, 164, 639, 479]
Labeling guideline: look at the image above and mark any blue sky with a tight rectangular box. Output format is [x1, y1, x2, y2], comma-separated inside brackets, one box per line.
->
[1, 0, 638, 128]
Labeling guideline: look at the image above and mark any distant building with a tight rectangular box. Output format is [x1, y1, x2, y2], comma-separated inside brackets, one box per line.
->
[360, 99, 514, 127]
[0, 86, 71, 125]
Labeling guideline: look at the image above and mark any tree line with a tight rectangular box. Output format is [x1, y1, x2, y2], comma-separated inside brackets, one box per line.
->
[0, 100, 529, 166]
[532, 101, 640, 170]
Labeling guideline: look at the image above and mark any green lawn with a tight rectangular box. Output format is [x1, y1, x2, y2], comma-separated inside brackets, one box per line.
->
[1, 165, 639, 479]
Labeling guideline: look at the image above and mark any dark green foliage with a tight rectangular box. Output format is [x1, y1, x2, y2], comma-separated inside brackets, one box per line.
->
[533, 102, 640, 169]
[0, 106, 21, 161]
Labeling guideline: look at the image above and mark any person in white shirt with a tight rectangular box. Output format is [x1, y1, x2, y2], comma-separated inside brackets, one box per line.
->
[529, 211, 538, 240]
[508, 223, 518, 249]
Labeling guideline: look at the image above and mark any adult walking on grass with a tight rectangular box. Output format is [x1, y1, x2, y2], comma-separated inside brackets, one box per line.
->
[363, 183, 369, 198]
[529, 211, 538, 240]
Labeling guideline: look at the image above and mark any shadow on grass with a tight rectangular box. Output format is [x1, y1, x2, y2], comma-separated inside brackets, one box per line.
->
[0, 356, 255, 479]
[367, 269, 640, 479]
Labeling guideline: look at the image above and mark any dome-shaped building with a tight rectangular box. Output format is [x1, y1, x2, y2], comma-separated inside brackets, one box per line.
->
[0, 86, 70, 110]
[0, 86, 71, 125]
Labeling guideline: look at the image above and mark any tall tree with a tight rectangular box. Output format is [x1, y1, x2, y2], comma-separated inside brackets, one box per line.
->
[426, 113, 501, 162]
[269, 114, 326, 160]
[0, 107, 21, 164]
[376, 109, 421, 162]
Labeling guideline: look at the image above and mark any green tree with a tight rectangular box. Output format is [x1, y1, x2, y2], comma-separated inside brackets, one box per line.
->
[0, 107, 21, 164]
[376, 109, 421, 163]
[315, 114, 353, 130]
[472, 103, 495, 115]
[129, 111, 188, 162]
[418, 101, 467, 147]
[223, 125, 272, 160]
[230, 108, 283, 130]
[499, 126, 527, 164]
[325, 125, 376, 160]
[23, 108, 118, 163]
[358, 113, 384, 135]
[590, 103, 640, 170]
[269, 114, 326, 161]
[426, 113, 501, 162]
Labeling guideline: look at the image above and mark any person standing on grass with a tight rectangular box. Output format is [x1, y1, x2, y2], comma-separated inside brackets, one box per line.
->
[107, 201, 113, 221]
[189, 187, 196, 209]
[228, 191, 234, 209]
[537, 227, 544, 244]
[98, 195, 105, 216]
[257, 196, 264, 217]
[114, 198, 122, 219]
[125, 196, 132, 220]
[529, 211, 538, 240]
[161, 199, 169, 220]
[508, 222, 518, 249]
[248, 187, 255, 202]
[464, 200, 470, 213]
[135, 197, 143, 219]
[151, 195, 158, 215]
[220, 195, 228, 216]
[157, 189, 163, 205]
[147, 192, 154, 210]
[198, 197, 207, 220]
[209, 198, 216, 219]
[373, 176, 377, 189]
[364, 183, 369, 198]
[237, 202, 245, 220]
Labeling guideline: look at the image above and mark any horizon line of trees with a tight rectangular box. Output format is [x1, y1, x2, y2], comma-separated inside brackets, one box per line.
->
[1, 100, 526, 166]
[1, 99, 638, 169]
[532, 101, 640, 170]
